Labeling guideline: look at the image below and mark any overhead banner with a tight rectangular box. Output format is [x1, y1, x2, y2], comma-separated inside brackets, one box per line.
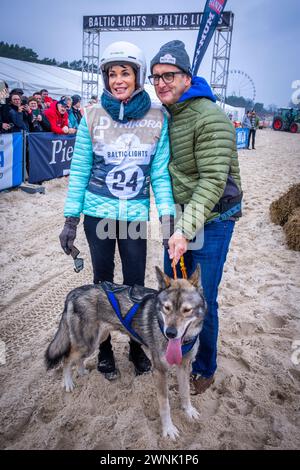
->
[0, 132, 23, 191]
[192, 0, 228, 76]
[83, 12, 231, 31]
[28, 133, 75, 184]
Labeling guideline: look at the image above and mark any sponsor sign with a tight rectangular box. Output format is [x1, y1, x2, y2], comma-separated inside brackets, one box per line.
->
[83, 12, 230, 31]
[192, 0, 228, 75]
[28, 133, 75, 184]
[0, 132, 23, 191]
[236, 128, 249, 149]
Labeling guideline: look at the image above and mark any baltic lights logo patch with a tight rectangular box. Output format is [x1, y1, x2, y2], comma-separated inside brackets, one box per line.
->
[209, 0, 225, 14]
[160, 54, 176, 65]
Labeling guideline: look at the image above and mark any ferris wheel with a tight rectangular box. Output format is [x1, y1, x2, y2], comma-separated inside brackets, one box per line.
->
[227, 69, 256, 103]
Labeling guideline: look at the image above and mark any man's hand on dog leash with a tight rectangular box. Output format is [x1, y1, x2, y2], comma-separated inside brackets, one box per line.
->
[168, 231, 189, 264]
[59, 217, 80, 255]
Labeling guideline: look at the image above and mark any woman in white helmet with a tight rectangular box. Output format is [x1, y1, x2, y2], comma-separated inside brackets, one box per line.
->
[59, 41, 175, 379]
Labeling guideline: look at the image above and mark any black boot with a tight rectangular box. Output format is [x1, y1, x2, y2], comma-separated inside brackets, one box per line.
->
[129, 339, 151, 375]
[97, 335, 119, 380]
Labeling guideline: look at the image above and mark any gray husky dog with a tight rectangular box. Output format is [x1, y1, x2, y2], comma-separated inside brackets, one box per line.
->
[45, 266, 206, 439]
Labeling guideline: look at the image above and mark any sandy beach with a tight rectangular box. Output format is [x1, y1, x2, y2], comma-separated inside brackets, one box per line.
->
[0, 129, 300, 450]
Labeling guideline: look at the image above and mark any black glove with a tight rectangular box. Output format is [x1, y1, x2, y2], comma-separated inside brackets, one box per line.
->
[159, 215, 175, 250]
[59, 217, 80, 255]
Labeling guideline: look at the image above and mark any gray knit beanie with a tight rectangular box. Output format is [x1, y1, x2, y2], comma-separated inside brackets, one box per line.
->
[150, 40, 192, 76]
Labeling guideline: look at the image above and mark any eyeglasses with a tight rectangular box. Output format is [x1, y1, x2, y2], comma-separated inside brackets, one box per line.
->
[148, 71, 184, 86]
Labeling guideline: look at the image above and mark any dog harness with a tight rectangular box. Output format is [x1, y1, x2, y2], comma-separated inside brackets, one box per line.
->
[100, 281, 156, 346]
[100, 281, 198, 355]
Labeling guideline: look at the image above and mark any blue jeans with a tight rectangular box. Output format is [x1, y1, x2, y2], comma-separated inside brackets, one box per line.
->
[164, 219, 235, 378]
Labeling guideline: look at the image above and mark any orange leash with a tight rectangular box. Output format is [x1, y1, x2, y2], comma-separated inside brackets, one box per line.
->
[172, 259, 177, 279]
[180, 256, 187, 279]
[172, 256, 187, 280]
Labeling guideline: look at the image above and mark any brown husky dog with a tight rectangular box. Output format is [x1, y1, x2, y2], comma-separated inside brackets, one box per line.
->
[45, 266, 206, 439]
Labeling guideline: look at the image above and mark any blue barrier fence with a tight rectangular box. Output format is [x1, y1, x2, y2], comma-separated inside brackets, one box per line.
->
[28, 133, 75, 184]
[236, 127, 249, 149]
[0, 132, 23, 191]
[0, 128, 248, 191]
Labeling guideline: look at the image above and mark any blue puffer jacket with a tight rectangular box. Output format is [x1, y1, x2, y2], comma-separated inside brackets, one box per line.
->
[64, 110, 175, 221]
[68, 107, 82, 129]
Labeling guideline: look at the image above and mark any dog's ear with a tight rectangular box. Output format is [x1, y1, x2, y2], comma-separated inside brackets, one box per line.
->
[155, 266, 171, 289]
[188, 264, 201, 287]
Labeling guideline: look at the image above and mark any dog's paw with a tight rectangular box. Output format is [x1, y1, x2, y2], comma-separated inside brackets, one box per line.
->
[64, 377, 75, 392]
[162, 423, 180, 440]
[184, 405, 200, 421]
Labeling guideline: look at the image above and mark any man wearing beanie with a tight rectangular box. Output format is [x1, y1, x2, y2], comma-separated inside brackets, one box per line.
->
[150, 40, 242, 394]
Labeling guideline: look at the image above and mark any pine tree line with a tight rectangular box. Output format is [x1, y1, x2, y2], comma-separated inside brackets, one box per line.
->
[0, 41, 83, 71]
[226, 94, 278, 114]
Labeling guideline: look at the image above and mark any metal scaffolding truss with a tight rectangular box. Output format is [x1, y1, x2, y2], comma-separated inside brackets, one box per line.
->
[210, 12, 234, 107]
[82, 30, 100, 104]
[82, 12, 234, 105]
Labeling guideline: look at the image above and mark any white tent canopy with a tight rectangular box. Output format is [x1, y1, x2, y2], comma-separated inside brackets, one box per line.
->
[1, 57, 244, 120]
[0, 56, 161, 102]
[0, 57, 82, 99]
[220, 102, 245, 123]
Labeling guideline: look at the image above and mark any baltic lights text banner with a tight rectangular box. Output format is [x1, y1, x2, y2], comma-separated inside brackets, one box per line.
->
[83, 12, 230, 31]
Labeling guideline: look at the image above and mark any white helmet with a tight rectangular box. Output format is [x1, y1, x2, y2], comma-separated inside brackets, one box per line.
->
[100, 41, 146, 91]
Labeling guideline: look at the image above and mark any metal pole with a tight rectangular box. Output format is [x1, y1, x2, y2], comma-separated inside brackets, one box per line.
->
[82, 30, 100, 106]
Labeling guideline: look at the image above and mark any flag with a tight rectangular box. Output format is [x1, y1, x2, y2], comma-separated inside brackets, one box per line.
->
[192, 0, 228, 76]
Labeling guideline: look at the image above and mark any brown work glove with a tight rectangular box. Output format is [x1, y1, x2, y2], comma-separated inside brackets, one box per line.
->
[59, 217, 80, 255]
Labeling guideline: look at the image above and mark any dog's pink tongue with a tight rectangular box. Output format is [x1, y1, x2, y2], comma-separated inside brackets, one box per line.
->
[166, 338, 182, 365]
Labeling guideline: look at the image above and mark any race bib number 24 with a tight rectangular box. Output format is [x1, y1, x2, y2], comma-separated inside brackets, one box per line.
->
[106, 165, 144, 199]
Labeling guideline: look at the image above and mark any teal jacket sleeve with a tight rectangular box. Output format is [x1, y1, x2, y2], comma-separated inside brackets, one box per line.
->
[150, 114, 176, 217]
[68, 111, 78, 129]
[64, 116, 93, 217]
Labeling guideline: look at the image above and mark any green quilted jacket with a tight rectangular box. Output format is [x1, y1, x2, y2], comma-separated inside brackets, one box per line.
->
[168, 97, 242, 240]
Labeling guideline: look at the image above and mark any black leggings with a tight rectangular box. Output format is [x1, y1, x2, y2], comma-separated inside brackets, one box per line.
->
[83, 215, 147, 286]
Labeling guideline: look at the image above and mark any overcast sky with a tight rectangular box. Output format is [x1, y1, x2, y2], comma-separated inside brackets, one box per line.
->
[1, 0, 299, 107]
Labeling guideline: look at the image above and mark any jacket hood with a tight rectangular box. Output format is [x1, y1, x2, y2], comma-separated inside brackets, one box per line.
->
[46, 100, 67, 116]
[179, 76, 216, 103]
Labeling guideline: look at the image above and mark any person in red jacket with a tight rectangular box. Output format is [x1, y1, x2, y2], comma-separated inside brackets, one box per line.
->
[44, 97, 76, 134]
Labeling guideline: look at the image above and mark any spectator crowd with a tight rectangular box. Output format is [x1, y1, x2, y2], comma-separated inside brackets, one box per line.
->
[0, 81, 86, 135]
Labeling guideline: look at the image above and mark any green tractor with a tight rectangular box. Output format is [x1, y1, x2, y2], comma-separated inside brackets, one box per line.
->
[272, 108, 300, 133]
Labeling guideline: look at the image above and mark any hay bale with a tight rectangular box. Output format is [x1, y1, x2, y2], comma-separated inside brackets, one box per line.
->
[269, 183, 300, 226]
[283, 208, 300, 251]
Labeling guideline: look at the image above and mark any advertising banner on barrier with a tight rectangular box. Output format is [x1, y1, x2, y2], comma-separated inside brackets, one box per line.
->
[28, 133, 76, 184]
[236, 128, 249, 149]
[0, 132, 23, 191]
[192, 0, 228, 76]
